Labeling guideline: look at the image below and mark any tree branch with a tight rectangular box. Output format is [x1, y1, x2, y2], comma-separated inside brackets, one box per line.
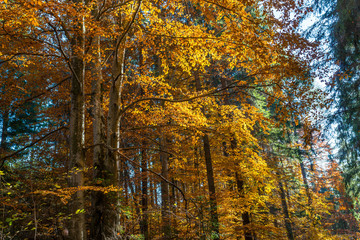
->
[113, 0, 142, 62]
[102, 144, 188, 209]
[15, 77, 70, 107]
[0, 127, 67, 168]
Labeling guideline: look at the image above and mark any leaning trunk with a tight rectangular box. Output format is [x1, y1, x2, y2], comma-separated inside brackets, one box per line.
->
[278, 178, 294, 240]
[299, 156, 312, 205]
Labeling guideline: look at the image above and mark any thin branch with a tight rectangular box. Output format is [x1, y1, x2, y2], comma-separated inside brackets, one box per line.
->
[114, 148, 188, 210]
[117, 71, 264, 120]
[0, 127, 67, 168]
[114, 0, 142, 62]
[97, 0, 133, 20]
[83, 143, 174, 156]
[0, 53, 62, 66]
[48, 22, 82, 86]
[95, 143, 188, 208]
[15, 77, 70, 107]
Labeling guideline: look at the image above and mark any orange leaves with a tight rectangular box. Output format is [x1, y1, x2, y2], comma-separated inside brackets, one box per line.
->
[0, 0, 333, 238]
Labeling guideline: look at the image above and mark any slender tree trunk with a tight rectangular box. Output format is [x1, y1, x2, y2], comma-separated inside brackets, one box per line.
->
[153, 181, 158, 208]
[298, 152, 319, 231]
[160, 135, 171, 239]
[235, 173, 253, 240]
[103, 34, 126, 237]
[170, 178, 177, 237]
[90, 33, 106, 239]
[123, 156, 129, 204]
[278, 179, 294, 240]
[202, 134, 220, 239]
[140, 145, 149, 239]
[194, 74, 220, 239]
[220, 79, 253, 240]
[299, 157, 312, 205]
[68, 1, 86, 237]
[0, 107, 9, 153]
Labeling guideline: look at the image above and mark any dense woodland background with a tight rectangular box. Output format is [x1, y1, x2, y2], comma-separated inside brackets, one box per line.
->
[0, 0, 360, 239]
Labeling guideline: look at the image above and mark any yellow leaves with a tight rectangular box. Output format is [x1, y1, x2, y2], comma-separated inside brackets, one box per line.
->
[167, 101, 209, 128]
[0, 0, 329, 238]
[34, 185, 123, 205]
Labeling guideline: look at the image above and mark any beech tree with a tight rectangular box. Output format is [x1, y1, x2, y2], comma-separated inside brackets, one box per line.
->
[0, 0, 358, 239]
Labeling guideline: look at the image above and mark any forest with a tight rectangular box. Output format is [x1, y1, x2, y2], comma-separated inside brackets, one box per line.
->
[0, 0, 360, 239]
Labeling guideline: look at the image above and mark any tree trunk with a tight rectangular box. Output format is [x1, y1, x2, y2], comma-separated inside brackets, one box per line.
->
[235, 173, 253, 240]
[203, 134, 220, 239]
[278, 179, 294, 240]
[195, 73, 220, 239]
[221, 78, 253, 240]
[102, 34, 126, 237]
[299, 156, 312, 205]
[140, 145, 149, 239]
[90, 32, 106, 239]
[170, 178, 177, 237]
[68, 1, 86, 237]
[0, 107, 9, 153]
[160, 135, 171, 239]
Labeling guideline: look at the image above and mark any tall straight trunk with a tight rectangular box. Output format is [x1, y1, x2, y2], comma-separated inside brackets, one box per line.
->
[103, 34, 126, 237]
[90, 32, 106, 239]
[195, 74, 220, 239]
[221, 79, 253, 240]
[298, 153, 317, 229]
[170, 178, 177, 236]
[153, 181, 158, 208]
[235, 173, 253, 240]
[138, 48, 149, 238]
[123, 154, 129, 204]
[0, 107, 9, 153]
[140, 145, 149, 239]
[299, 157, 312, 205]
[202, 134, 220, 238]
[278, 179, 294, 240]
[68, 1, 86, 237]
[154, 50, 172, 239]
[160, 135, 171, 239]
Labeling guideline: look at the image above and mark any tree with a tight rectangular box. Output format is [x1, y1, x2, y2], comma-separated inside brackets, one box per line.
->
[0, 0, 338, 239]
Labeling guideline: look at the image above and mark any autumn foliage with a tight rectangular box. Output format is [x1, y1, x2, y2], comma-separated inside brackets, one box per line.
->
[0, 0, 357, 239]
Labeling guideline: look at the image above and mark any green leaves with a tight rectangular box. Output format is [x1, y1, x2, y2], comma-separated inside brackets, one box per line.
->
[75, 209, 85, 214]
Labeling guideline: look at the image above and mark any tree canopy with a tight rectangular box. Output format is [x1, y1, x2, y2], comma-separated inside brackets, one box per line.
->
[0, 0, 358, 239]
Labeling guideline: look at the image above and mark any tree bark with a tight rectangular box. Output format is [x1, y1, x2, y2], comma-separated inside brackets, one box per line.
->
[235, 173, 253, 240]
[160, 135, 171, 239]
[195, 74, 220, 239]
[90, 32, 106, 239]
[102, 35, 126, 237]
[299, 155, 312, 205]
[0, 107, 9, 153]
[278, 179, 294, 240]
[140, 145, 149, 239]
[68, 1, 86, 237]
[221, 79, 253, 240]
[202, 134, 220, 239]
